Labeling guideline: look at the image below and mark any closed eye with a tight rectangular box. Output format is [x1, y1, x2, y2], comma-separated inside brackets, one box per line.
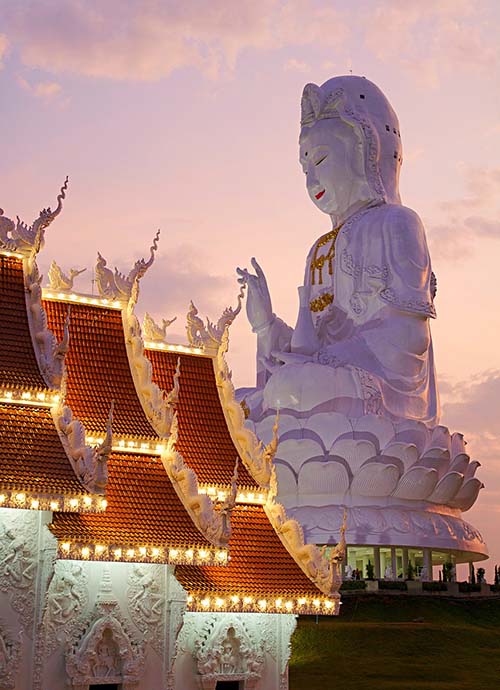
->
[315, 154, 327, 166]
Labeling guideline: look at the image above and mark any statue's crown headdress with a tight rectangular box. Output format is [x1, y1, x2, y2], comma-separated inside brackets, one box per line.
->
[300, 83, 344, 128]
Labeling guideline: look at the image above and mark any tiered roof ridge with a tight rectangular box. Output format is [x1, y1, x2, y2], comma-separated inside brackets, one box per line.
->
[0, 186, 344, 616]
[0, 256, 46, 389]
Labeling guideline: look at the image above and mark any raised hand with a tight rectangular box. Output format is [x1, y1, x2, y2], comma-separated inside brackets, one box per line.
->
[236, 257, 273, 332]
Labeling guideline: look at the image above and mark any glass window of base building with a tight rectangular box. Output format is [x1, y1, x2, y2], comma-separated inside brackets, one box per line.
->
[346, 546, 375, 579]
[408, 549, 424, 579]
[432, 551, 457, 581]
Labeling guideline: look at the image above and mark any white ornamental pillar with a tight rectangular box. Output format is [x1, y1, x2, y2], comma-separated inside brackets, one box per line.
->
[423, 548, 432, 581]
[402, 548, 409, 579]
[391, 547, 397, 580]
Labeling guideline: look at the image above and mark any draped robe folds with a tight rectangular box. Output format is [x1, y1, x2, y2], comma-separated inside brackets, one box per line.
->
[248, 203, 439, 427]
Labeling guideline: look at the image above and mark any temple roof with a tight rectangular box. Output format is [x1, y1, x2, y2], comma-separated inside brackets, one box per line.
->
[0, 256, 46, 388]
[0, 237, 342, 614]
[0, 402, 102, 510]
[49, 451, 221, 565]
[44, 300, 157, 438]
[146, 348, 258, 488]
[176, 504, 339, 615]
[0, 255, 105, 510]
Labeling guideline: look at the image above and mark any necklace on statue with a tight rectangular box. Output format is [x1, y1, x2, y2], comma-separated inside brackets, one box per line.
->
[309, 222, 344, 286]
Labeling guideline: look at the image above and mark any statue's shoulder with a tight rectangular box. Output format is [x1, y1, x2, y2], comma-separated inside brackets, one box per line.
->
[372, 204, 431, 264]
[373, 203, 425, 235]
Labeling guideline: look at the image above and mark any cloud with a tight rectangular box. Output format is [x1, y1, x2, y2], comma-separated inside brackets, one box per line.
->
[0, 0, 496, 87]
[18, 76, 63, 100]
[135, 243, 236, 326]
[428, 167, 500, 260]
[362, 1, 499, 87]
[441, 370, 500, 440]
[440, 371, 500, 521]
[0, 0, 347, 81]
[284, 58, 309, 73]
[0, 33, 7, 68]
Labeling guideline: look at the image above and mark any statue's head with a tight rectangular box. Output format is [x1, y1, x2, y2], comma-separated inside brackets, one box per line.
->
[300, 75, 402, 225]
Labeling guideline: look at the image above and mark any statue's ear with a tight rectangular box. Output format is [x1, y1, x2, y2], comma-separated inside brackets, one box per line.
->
[301, 83, 322, 125]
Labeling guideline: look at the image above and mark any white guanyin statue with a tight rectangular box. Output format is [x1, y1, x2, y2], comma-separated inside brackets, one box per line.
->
[238, 75, 437, 425]
[236, 75, 487, 562]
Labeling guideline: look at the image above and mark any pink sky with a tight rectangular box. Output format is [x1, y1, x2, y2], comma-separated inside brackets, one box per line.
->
[1, 1, 499, 579]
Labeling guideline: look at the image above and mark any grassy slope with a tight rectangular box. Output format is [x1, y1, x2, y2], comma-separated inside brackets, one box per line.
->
[289, 596, 500, 690]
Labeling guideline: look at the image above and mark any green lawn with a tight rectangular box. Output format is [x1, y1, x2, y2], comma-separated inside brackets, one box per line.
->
[289, 595, 500, 690]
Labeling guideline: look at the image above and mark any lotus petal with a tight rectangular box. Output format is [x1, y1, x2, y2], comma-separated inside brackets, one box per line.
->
[255, 413, 300, 445]
[298, 460, 350, 495]
[424, 425, 451, 454]
[304, 412, 352, 452]
[420, 448, 450, 462]
[451, 432, 467, 458]
[382, 442, 419, 470]
[449, 453, 470, 474]
[418, 454, 450, 479]
[330, 438, 377, 475]
[275, 463, 298, 497]
[392, 466, 438, 500]
[275, 438, 324, 470]
[428, 471, 464, 504]
[351, 463, 400, 496]
[465, 461, 481, 480]
[449, 478, 483, 511]
[244, 418, 256, 434]
[352, 414, 395, 451]
[394, 420, 430, 454]
[376, 454, 404, 474]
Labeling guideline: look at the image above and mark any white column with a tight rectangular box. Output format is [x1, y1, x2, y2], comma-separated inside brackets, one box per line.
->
[402, 548, 409, 579]
[423, 548, 432, 581]
[391, 547, 397, 580]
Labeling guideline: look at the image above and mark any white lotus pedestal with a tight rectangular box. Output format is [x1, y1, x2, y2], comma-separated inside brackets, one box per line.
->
[248, 412, 488, 567]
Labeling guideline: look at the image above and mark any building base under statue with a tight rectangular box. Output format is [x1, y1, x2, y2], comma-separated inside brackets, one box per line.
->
[284, 503, 488, 578]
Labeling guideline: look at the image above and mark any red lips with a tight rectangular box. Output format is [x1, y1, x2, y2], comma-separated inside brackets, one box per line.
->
[315, 189, 325, 200]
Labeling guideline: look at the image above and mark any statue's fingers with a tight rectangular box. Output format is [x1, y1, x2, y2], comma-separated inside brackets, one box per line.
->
[251, 257, 265, 278]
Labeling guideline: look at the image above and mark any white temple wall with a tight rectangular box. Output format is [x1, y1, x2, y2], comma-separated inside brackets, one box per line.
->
[0, 509, 187, 690]
[0, 512, 297, 690]
[173, 612, 297, 690]
[0, 508, 52, 690]
[34, 558, 183, 690]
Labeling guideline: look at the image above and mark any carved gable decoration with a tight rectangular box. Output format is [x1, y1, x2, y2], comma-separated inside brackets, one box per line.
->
[66, 599, 144, 690]
[0, 624, 21, 690]
[194, 616, 265, 690]
[0, 178, 68, 256]
[186, 284, 245, 353]
[52, 392, 113, 494]
[95, 230, 160, 303]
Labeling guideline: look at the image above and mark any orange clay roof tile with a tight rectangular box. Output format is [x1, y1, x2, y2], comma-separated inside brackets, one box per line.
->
[0, 256, 46, 388]
[49, 452, 213, 548]
[44, 301, 157, 438]
[0, 402, 84, 495]
[146, 349, 258, 488]
[175, 504, 319, 597]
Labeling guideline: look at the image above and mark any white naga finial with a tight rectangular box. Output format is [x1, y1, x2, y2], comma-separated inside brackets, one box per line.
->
[186, 283, 246, 352]
[0, 177, 68, 256]
[95, 229, 160, 302]
[48, 260, 86, 291]
[142, 312, 177, 342]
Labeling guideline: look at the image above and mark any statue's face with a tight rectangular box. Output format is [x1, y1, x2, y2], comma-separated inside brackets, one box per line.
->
[299, 118, 368, 221]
